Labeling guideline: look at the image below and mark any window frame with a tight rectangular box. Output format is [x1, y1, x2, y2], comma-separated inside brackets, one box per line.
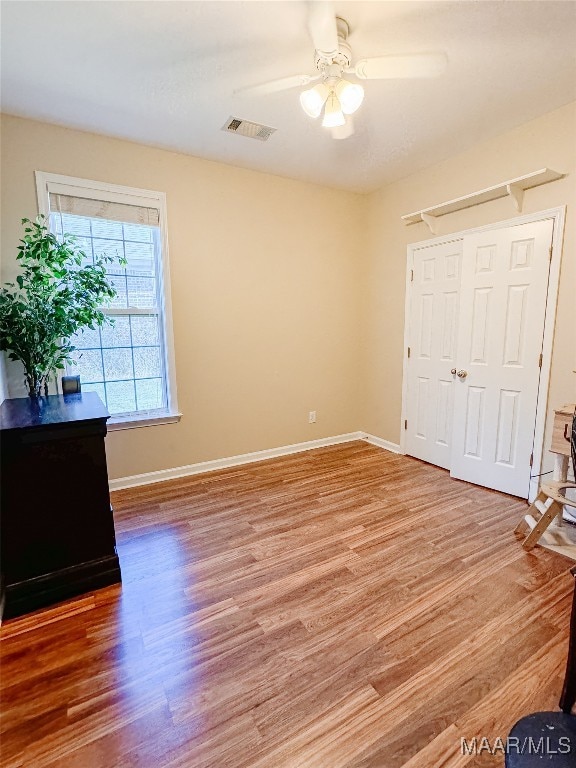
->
[35, 171, 180, 430]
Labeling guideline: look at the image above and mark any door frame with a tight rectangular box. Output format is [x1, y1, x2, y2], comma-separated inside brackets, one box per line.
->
[400, 206, 566, 501]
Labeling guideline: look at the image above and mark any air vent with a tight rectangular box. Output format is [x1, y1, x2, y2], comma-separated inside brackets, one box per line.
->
[222, 117, 276, 142]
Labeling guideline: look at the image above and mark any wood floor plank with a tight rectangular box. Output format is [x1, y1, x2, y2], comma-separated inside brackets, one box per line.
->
[0, 443, 573, 767]
[396, 635, 567, 768]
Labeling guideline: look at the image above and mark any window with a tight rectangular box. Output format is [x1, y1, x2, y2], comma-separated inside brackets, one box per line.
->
[36, 172, 179, 429]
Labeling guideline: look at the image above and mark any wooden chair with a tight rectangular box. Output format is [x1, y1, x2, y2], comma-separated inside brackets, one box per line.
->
[505, 566, 576, 766]
[516, 480, 576, 551]
[516, 404, 575, 551]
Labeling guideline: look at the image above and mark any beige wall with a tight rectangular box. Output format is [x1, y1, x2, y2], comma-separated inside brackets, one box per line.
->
[2, 103, 575, 483]
[362, 101, 576, 470]
[1, 115, 367, 479]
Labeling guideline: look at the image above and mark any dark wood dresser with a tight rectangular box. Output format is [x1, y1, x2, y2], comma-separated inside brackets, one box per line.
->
[0, 392, 121, 619]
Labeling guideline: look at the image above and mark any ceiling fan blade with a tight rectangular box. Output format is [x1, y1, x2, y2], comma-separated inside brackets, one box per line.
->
[331, 115, 355, 140]
[354, 53, 447, 80]
[234, 74, 318, 97]
[307, 1, 339, 56]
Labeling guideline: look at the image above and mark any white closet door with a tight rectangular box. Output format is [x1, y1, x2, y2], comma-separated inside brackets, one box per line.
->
[450, 219, 554, 497]
[405, 240, 463, 469]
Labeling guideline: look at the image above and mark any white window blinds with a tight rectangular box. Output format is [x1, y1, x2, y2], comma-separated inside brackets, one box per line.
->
[49, 193, 160, 227]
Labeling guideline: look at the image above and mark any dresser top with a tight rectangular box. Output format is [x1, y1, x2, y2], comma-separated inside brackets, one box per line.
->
[0, 393, 110, 431]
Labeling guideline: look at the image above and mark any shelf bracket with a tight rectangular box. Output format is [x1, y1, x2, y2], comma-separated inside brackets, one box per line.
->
[401, 169, 564, 230]
[421, 212, 438, 235]
[506, 183, 525, 213]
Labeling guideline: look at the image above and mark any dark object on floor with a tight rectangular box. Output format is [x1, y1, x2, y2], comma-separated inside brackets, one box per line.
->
[565, 408, 576, 527]
[505, 566, 576, 766]
[505, 713, 576, 766]
[0, 392, 121, 619]
[560, 566, 576, 715]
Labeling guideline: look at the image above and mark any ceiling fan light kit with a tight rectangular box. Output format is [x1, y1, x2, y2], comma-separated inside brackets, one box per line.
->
[301, 77, 363, 125]
[301, 19, 363, 132]
[299, 82, 330, 118]
[237, 3, 447, 140]
[322, 91, 346, 128]
[335, 80, 364, 115]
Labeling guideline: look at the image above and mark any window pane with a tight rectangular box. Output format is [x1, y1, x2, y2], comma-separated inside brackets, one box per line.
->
[125, 241, 155, 275]
[93, 237, 123, 265]
[136, 378, 163, 410]
[75, 237, 94, 266]
[61, 213, 91, 237]
[72, 326, 100, 350]
[123, 223, 153, 243]
[106, 380, 136, 414]
[131, 315, 160, 346]
[127, 276, 156, 308]
[71, 349, 103, 383]
[82, 381, 106, 405]
[101, 317, 131, 348]
[103, 348, 134, 382]
[51, 215, 64, 236]
[105, 275, 128, 308]
[91, 219, 123, 240]
[133, 346, 161, 378]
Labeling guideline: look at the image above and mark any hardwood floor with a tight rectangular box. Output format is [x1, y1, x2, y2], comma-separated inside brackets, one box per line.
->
[1, 442, 573, 767]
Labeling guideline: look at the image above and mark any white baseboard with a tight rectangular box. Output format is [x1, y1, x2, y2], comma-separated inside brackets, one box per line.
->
[362, 433, 402, 454]
[109, 431, 403, 491]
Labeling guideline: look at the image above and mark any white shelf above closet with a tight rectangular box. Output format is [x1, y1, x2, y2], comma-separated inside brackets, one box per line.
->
[402, 168, 564, 234]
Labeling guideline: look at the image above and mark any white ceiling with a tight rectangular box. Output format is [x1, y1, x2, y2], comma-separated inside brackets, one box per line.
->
[2, 1, 576, 193]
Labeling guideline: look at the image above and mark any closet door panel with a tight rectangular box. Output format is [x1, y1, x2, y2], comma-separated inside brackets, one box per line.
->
[450, 219, 553, 497]
[405, 240, 463, 469]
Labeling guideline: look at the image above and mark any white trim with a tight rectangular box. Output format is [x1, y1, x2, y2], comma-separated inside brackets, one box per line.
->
[155, 190, 179, 421]
[529, 206, 566, 501]
[35, 171, 179, 424]
[108, 412, 182, 431]
[404, 206, 566, 248]
[96, 307, 158, 316]
[362, 433, 402, 453]
[0, 355, 7, 406]
[401, 169, 564, 230]
[35, 172, 167, 209]
[110, 432, 363, 490]
[400, 242, 417, 457]
[108, 431, 403, 491]
[400, 206, 566, 501]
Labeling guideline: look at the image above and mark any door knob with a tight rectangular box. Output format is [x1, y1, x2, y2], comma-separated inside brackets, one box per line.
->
[457, 370, 468, 379]
[451, 368, 457, 375]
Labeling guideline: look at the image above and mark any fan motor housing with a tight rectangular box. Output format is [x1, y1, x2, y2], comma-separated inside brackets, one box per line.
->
[315, 41, 352, 71]
[314, 17, 352, 71]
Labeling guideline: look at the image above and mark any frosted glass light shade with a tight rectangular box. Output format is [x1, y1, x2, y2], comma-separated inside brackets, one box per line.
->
[330, 116, 355, 140]
[322, 92, 345, 127]
[335, 80, 364, 115]
[300, 83, 329, 118]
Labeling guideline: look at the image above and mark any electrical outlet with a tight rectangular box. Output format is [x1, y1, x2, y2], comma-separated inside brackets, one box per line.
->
[308, 411, 316, 424]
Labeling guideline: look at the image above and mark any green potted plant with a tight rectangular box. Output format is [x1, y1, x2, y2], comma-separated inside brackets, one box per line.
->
[0, 215, 119, 398]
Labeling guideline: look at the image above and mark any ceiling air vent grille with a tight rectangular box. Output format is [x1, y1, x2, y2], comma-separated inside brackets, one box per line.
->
[222, 117, 276, 142]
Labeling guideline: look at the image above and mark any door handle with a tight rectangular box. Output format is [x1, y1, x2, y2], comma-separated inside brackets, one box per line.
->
[457, 370, 468, 379]
[451, 368, 457, 375]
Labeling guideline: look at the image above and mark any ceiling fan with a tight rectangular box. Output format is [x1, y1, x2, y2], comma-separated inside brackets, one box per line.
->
[236, 2, 447, 139]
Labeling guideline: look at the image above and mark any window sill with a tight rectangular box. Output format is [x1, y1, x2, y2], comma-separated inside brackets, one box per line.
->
[107, 412, 182, 431]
